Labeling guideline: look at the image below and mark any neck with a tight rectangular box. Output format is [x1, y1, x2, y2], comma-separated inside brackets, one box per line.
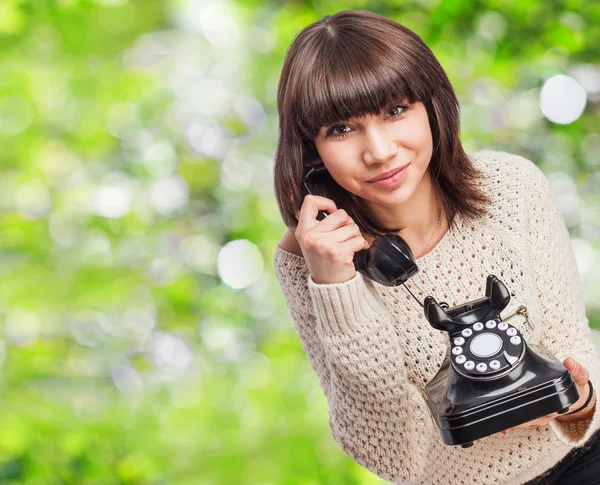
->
[365, 169, 445, 257]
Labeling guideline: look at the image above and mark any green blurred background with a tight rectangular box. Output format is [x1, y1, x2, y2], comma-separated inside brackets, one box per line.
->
[0, 0, 599, 484]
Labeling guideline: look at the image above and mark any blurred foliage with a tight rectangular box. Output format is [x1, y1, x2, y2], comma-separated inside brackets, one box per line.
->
[0, 0, 598, 484]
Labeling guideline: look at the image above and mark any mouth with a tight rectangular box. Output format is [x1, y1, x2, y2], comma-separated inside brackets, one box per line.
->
[367, 164, 410, 183]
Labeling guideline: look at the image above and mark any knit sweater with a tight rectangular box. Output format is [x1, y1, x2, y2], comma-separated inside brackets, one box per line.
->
[272, 150, 600, 485]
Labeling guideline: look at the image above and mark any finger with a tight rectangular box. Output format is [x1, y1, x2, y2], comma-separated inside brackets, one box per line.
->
[345, 234, 370, 254]
[316, 231, 367, 259]
[564, 357, 590, 387]
[326, 223, 362, 244]
[316, 209, 353, 232]
[327, 220, 370, 251]
[298, 195, 337, 226]
[363, 237, 370, 250]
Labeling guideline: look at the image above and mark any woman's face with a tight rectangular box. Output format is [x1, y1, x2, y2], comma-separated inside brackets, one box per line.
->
[313, 100, 433, 211]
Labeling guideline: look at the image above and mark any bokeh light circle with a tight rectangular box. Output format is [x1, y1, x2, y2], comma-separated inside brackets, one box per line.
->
[539, 74, 587, 124]
[217, 240, 264, 289]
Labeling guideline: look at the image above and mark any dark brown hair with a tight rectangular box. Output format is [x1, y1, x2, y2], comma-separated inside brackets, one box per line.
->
[273, 9, 491, 236]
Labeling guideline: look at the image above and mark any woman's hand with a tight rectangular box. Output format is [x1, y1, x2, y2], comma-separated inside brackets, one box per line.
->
[294, 194, 369, 285]
[555, 357, 597, 422]
[501, 356, 596, 435]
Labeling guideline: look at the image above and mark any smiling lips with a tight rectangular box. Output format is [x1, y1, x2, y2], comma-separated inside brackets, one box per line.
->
[367, 164, 410, 182]
[367, 164, 410, 187]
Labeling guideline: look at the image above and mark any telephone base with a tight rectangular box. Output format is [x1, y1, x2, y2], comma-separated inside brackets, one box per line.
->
[426, 354, 579, 447]
[423, 275, 580, 447]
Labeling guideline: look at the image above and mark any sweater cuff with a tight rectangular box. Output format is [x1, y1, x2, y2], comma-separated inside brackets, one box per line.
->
[307, 271, 389, 340]
[549, 367, 600, 447]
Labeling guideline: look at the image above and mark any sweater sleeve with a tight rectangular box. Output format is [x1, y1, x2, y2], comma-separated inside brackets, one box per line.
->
[521, 158, 600, 447]
[273, 246, 436, 483]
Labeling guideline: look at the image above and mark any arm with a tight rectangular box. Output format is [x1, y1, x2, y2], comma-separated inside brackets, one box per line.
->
[273, 244, 436, 482]
[521, 158, 600, 446]
[273, 240, 332, 396]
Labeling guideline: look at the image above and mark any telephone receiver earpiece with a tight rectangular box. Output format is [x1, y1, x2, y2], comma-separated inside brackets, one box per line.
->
[354, 233, 418, 286]
[302, 166, 418, 287]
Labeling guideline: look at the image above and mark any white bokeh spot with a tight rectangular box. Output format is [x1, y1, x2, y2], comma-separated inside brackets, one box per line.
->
[540, 74, 587, 124]
[217, 239, 264, 289]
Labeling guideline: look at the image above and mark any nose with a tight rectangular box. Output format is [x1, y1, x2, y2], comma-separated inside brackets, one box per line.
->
[362, 125, 397, 165]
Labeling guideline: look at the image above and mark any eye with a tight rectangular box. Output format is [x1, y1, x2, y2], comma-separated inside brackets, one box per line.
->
[325, 124, 351, 140]
[387, 104, 409, 119]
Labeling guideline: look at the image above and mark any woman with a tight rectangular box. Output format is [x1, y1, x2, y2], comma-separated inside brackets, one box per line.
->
[272, 9, 600, 485]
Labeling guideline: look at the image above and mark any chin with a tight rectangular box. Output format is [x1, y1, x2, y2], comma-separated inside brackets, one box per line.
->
[365, 182, 418, 206]
[383, 192, 416, 207]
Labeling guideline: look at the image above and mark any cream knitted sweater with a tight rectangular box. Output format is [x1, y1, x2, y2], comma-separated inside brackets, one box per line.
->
[273, 150, 600, 485]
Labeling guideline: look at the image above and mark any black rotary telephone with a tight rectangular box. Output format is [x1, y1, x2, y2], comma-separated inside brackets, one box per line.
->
[302, 164, 580, 448]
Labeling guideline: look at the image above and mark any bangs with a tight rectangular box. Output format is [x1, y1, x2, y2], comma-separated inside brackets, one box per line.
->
[294, 34, 431, 140]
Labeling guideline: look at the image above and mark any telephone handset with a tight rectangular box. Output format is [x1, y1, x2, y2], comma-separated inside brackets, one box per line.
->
[302, 164, 418, 287]
[301, 164, 580, 448]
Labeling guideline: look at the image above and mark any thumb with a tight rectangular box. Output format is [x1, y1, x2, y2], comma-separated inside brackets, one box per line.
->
[564, 357, 589, 386]
[363, 238, 370, 250]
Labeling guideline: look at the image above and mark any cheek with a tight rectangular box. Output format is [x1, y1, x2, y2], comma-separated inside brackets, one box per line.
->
[396, 121, 433, 154]
[390, 104, 433, 152]
[316, 144, 359, 182]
